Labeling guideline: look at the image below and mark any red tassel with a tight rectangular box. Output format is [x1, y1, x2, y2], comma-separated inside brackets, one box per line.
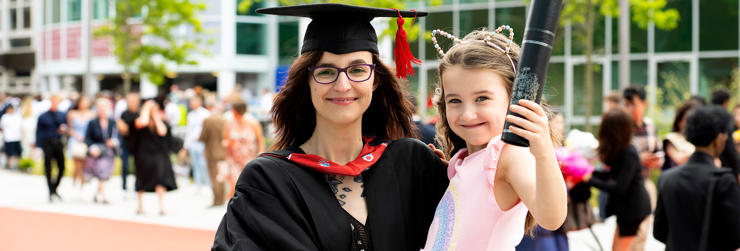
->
[393, 9, 421, 79]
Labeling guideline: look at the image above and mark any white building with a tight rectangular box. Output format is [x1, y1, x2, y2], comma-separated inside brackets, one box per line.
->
[32, 0, 282, 99]
[0, 0, 35, 95]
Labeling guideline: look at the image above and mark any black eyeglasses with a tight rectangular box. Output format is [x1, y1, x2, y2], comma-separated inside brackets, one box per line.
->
[308, 64, 376, 84]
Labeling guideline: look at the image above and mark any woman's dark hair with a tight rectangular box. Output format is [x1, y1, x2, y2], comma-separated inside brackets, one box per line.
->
[270, 51, 416, 150]
[597, 108, 634, 163]
[73, 95, 90, 111]
[671, 100, 702, 132]
[685, 105, 732, 147]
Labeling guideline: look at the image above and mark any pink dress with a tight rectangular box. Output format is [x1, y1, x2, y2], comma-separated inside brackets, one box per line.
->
[423, 135, 529, 251]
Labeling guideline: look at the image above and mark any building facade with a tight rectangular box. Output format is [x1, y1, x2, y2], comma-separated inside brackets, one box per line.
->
[32, 0, 279, 99]
[0, 0, 35, 95]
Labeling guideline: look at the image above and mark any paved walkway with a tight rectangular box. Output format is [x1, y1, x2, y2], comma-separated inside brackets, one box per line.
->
[0, 169, 665, 250]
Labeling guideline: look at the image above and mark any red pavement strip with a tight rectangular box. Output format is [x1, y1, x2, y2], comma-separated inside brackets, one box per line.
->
[0, 207, 217, 251]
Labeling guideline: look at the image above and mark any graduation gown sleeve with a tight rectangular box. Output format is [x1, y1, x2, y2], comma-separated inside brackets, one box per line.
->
[212, 157, 322, 251]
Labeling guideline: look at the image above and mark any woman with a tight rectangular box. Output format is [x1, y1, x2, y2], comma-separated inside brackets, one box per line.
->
[84, 98, 117, 203]
[585, 108, 651, 251]
[662, 100, 701, 170]
[67, 96, 95, 188]
[213, 4, 449, 251]
[223, 98, 264, 198]
[131, 99, 177, 215]
[20, 96, 37, 160]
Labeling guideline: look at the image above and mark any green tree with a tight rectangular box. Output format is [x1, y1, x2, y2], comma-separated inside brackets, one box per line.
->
[559, 0, 679, 131]
[95, 0, 210, 94]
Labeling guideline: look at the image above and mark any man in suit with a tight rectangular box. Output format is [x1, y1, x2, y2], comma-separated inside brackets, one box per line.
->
[654, 105, 740, 251]
[199, 97, 228, 206]
[408, 95, 437, 147]
[36, 95, 68, 202]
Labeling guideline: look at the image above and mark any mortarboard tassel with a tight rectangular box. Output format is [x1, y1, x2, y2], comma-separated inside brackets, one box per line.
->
[393, 9, 421, 79]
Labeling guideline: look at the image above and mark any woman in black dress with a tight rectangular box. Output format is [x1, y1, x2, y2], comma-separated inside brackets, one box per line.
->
[213, 4, 449, 251]
[131, 99, 177, 215]
[584, 108, 651, 251]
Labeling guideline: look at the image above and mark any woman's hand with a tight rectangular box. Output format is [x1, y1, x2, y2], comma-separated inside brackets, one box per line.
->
[505, 99, 554, 158]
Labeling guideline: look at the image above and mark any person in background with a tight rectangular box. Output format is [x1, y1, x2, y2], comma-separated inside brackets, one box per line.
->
[654, 105, 739, 251]
[199, 97, 228, 206]
[711, 89, 731, 110]
[585, 108, 652, 251]
[20, 97, 37, 161]
[710, 89, 740, 180]
[84, 98, 118, 204]
[604, 91, 622, 111]
[132, 100, 177, 215]
[117, 93, 140, 193]
[223, 98, 264, 198]
[67, 96, 95, 189]
[185, 95, 210, 192]
[1, 105, 23, 169]
[36, 95, 68, 202]
[662, 100, 701, 170]
[408, 95, 437, 146]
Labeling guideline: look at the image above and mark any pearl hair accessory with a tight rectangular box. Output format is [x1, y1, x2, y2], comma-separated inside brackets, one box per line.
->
[431, 25, 517, 74]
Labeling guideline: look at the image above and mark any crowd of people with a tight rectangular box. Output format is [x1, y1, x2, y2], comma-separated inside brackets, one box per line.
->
[0, 86, 268, 215]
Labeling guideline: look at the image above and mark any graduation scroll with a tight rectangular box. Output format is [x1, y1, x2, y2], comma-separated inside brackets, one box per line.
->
[501, 0, 564, 147]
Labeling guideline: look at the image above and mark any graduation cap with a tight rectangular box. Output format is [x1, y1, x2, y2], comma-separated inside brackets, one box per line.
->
[256, 3, 426, 79]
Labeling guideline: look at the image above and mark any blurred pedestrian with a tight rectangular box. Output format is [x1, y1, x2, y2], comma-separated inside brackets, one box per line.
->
[662, 100, 701, 170]
[131, 100, 177, 215]
[20, 97, 37, 160]
[67, 96, 95, 188]
[584, 108, 652, 251]
[36, 94, 68, 202]
[84, 98, 118, 204]
[1, 105, 22, 169]
[654, 105, 740, 251]
[711, 89, 731, 109]
[185, 95, 210, 192]
[223, 98, 263, 198]
[199, 97, 227, 206]
[710, 90, 740, 180]
[117, 93, 140, 193]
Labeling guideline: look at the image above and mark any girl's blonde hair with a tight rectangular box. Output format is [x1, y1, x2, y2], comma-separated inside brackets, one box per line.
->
[434, 29, 557, 235]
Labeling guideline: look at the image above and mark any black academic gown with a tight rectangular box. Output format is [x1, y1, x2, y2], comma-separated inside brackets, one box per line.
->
[212, 138, 449, 251]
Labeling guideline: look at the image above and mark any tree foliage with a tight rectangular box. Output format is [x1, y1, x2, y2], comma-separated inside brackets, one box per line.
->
[95, 0, 210, 92]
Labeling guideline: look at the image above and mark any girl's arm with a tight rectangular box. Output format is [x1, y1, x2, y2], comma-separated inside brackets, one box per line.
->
[502, 99, 567, 230]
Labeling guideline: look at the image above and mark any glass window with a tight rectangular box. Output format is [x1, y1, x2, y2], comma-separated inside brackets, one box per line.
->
[459, 9, 488, 36]
[573, 63, 604, 116]
[236, 23, 266, 55]
[552, 25, 565, 56]
[425, 11, 452, 60]
[93, 0, 109, 19]
[10, 9, 17, 30]
[611, 17, 649, 53]
[700, 0, 738, 51]
[460, 0, 488, 3]
[611, 60, 649, 89]
[67, 0, 81, 21]
[236, 0, 263, 16]
[699, 58, 738, 100]
[544, 63, 565, 108]
[657, 61, 690, 108]
[10, 38, 31, 47]
[278, 21, 299, 66]
[23, 7, 30, 28]
[52, 0, 60, 23]
[655, 0, 691, 52]
[573, 15, 606, 55]
[494, 7, 526, 45]
[204, 0, 220, 16]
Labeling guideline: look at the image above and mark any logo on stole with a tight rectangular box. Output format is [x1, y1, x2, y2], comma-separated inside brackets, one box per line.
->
[362, 153, 374, 162]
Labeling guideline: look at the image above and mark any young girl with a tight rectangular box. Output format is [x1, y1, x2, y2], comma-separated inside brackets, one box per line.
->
[423, 28, 567, 250]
